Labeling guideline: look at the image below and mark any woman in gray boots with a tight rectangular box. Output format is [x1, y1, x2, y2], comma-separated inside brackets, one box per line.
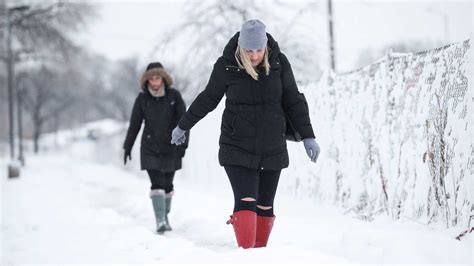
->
[171, 20, 320, 248]
[123, 62, 188, 234]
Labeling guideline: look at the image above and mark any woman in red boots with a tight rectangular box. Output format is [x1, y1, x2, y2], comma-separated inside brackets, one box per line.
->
[171, 20, 320, 248]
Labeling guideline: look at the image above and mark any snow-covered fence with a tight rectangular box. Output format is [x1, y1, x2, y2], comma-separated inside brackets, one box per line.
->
[300, 40, 472, 227]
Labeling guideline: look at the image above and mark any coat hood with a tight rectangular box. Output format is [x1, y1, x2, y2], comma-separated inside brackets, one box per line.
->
[139, 66, 173, 90]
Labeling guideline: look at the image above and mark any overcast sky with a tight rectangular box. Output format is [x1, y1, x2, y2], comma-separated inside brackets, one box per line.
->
[77, 0, 472, 72]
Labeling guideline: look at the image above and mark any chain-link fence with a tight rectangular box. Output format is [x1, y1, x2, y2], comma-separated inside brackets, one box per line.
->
[296, 39, 472, 228]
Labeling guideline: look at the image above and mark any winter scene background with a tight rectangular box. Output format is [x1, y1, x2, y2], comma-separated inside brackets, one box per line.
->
[1, 0, 473, 265]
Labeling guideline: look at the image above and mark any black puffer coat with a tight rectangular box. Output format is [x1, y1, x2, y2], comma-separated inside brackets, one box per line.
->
[124, 87, 188, 171]
[178, 32, 314, 170]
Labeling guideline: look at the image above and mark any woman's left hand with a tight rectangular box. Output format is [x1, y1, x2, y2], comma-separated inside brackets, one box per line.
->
[303, 138, 320, 163]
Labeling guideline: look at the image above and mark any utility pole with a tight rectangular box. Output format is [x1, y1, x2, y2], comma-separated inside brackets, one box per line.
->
[427, 8, 449, 44]
[6, 5, 15, 160]
[17, 73, 25, 166]
[5, 4, 30, 178]
[5, 4, 29, 160]
[328, 0, 336, 71]
[327, 0, 336, 72]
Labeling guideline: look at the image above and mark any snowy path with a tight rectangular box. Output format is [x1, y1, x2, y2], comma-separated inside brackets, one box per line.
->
[1, 150, 346, 264]
[2, 147, 471, 264]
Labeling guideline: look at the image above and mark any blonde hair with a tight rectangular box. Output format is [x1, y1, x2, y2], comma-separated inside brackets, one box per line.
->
[234, 45, 270, 81]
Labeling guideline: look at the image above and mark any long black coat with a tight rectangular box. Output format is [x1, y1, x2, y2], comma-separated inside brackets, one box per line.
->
[124, 87, 188, 171]
[178, 33, 314, 170]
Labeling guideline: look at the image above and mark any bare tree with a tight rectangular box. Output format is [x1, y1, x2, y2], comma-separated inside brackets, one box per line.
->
[0, 0, 96, 155]
[151, 0, 323, 101]
[150, 0, 261, 101]
[105, 57, 141, 121]
[1, 0, 96, 62]
[274, 0, 324, 83]
[21, 66, 74, 153]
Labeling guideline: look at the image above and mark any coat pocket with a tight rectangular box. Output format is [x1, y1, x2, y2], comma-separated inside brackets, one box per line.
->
[232, 115, 256, 137]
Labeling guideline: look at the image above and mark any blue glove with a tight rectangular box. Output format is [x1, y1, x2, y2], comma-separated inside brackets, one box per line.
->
[171, 126, 186, 145]
[303, 138, 320, 163]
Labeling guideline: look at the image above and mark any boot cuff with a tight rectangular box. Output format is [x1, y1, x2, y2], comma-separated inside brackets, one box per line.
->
[150, 189, 166, 198]
[165, 190, 175, 198]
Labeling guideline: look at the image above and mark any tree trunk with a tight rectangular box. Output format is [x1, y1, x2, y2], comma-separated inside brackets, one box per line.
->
[33, 113, 42, 154]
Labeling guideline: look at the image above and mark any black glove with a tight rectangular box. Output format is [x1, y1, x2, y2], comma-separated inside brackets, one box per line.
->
[124, 149, 131, 165]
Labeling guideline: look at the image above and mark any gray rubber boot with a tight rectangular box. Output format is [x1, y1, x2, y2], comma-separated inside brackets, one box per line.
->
[150, 189, 167, 234]
[164, 191, 174, 231]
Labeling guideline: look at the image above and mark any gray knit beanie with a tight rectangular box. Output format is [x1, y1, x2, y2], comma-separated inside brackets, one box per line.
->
[238, 19, 268, 49]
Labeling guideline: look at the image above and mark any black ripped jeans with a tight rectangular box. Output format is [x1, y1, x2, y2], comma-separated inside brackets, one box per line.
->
[147, 170, 175, 193]
[224, 165, 281, 217]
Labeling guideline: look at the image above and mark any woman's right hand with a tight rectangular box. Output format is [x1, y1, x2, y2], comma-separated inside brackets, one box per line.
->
[171, 126, 186, 145]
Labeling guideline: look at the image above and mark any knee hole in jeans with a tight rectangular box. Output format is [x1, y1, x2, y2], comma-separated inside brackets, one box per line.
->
[240, 197, 256, 202]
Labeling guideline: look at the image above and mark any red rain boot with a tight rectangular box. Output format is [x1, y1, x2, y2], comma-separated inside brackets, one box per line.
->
[254, 215, 275, 248]
[226, 210, 256, 249]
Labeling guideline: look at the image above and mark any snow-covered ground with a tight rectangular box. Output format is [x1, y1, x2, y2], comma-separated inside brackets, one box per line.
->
[1, 117, 472, 265]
